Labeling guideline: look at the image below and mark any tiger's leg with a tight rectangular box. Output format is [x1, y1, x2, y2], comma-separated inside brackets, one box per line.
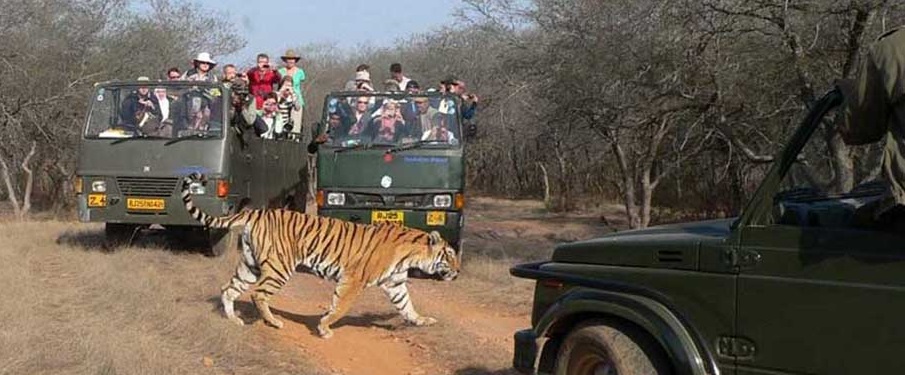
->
[317, 281, 365, 339]
[221, 228, 258, 326]
[250, 264, 292, 329]
[380, 274, 436, 327]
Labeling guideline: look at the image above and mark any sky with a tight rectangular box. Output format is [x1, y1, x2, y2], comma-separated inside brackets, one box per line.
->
[198, 0, 462, 64]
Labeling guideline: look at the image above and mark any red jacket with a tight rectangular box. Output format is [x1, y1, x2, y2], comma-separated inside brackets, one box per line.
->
[247, 67, 282, 108]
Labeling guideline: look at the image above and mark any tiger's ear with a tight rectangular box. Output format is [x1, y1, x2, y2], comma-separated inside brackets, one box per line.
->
[428, 231, 443, 247]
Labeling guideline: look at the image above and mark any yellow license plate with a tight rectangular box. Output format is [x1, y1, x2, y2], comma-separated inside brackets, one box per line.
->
[87, 194, 107, 207]
[426, 211, 446, 226]
[372, 210, 404, 225]
[126, 198, 166, 211]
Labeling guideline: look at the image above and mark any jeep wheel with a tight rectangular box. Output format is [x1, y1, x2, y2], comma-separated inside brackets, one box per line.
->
[555, 321, 670, 375]
[104, 223, 139, 249]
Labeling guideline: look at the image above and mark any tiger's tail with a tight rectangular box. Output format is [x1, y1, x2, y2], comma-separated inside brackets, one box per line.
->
[181, 173, 250, 229]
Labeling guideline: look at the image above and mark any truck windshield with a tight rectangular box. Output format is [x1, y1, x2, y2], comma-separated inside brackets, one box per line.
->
[84, 83, 226, 140]
[321, 93, 463, 149]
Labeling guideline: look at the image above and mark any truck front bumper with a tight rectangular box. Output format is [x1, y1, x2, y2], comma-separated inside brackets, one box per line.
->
[514, 329, 541, 374]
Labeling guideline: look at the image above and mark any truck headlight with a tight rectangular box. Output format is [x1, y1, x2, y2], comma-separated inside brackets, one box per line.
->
[91, 180, 106, 193]
[433, 194, 452, 208]
[327, 192, 345, 206]
[189, 181, 206, 195]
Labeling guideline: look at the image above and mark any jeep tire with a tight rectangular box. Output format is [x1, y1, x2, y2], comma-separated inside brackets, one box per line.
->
[555, 320, 670, 375]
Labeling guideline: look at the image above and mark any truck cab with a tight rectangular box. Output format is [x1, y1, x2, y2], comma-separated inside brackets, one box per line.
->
[511, 89, 905, 375]
[75, 80, 309, 253]
[312, 92, 467, 253]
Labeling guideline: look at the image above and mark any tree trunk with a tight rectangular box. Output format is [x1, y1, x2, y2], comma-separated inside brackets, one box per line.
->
[537, 162, 552, 209]
[611, 141, 640, 229]
[19, 141, 37, 219]
[0, 155, 21, 217]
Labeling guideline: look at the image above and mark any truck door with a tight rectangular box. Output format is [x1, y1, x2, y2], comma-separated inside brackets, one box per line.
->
[243, 137, 267, 209]
[734, 99, 905, 374]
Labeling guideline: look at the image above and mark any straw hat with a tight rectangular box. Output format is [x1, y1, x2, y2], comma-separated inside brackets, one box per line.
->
[281, 49, 301, 62]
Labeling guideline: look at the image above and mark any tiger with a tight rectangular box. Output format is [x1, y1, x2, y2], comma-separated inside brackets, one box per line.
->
[180, 173, 461, 338]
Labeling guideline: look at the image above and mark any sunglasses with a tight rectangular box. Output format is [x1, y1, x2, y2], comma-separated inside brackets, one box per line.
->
[357, 101, 369, 104]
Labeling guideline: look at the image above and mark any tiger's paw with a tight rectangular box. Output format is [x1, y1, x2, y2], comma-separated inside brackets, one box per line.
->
[412, 316, 437, 326]
[227, 316, 245, 326]
[265, 319, 284, 329]
[317, 324, 334, 339]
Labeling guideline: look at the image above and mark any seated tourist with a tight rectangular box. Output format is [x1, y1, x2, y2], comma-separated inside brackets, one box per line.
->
[369, 100, 407, 144]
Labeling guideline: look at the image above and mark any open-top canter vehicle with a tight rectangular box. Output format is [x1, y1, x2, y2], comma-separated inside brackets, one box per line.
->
[76, 80, 309, 254]
[511, 89, 905, 375]
[311, 91, 467, 255]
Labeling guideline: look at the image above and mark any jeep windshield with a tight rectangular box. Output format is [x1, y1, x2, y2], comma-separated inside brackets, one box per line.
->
[321, 92, 463, 150]
[84, 81, 226, 140]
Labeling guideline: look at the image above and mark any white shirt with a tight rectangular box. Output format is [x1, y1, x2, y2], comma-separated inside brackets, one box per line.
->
[396, 76, 412, 91]
[155, 93, 170, 121]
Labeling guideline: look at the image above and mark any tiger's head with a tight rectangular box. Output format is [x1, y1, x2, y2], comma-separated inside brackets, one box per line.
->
[426, 231, 461, 281]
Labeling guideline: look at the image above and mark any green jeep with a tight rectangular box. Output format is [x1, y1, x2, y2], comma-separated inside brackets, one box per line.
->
[511, 89, 905, 375]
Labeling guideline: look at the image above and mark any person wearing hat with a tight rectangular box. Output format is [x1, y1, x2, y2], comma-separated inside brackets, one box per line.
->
[344, 64, 370, 91]
[182, 52, 219, 82]
[438, 75, 478, 120]
[277, 49, 307, 141]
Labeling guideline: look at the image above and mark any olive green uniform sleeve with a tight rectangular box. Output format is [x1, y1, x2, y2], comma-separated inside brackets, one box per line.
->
[837, 27, 905, 215]
[837, 29, 903, 144]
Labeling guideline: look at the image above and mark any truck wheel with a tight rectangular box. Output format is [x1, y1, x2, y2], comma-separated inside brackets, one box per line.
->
[555, 321, 670, 375]
[207, 228, 233, 257]
[105, 223, 138, 249]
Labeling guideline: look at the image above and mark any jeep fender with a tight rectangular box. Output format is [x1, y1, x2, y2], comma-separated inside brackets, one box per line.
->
[535, 287, 719, 375]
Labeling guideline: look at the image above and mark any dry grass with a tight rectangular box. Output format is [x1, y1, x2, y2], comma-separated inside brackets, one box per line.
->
[450, 197, 622, 312]
[0, 221, 320, 375]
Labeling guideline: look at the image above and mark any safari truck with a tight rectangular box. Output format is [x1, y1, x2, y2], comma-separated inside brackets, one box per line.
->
[511, 89, 905, 375]
[75, 80, 308, 254]
[311, 92, 466, 252]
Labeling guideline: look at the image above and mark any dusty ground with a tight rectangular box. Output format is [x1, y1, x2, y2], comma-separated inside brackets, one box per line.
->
[0, 197, 618, 375]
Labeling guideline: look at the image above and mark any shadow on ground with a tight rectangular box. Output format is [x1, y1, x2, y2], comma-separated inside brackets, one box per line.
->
[454, 367, 520, 375]
[56, 226, 212, 254]
[206, 298, 398, 335]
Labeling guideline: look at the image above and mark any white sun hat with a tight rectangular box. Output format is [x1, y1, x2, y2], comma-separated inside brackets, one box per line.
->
[193, 52, 217, 65]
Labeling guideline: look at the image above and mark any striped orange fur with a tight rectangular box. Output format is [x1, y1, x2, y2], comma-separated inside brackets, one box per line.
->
[181, 173, 461, 338]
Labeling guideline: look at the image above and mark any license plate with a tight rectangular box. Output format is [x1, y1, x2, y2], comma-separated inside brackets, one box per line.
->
[126, 198, 166, 211]
[87, 194, 107, 207]
[372, 210, 404, 225]
[426, 211, 446, 226]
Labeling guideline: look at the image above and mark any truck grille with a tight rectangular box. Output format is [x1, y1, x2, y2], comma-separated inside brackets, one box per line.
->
[116, 177, 179, 197]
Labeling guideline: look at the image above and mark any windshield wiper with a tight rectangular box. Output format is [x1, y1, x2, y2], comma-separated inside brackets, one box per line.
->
[387, 140, 430, 153]
[164, 132, 218, 145]
[109, 132, 166, 145]
[333, 142, 372, 153]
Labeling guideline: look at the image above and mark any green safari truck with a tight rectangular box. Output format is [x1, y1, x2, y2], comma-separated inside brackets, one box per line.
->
[511, 89, 905, 375]
[312, 92, 467, 253]
[75, 80, 309, 253]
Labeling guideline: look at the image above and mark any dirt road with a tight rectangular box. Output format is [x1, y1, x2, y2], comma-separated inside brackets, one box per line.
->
[0, 197, 615, 374]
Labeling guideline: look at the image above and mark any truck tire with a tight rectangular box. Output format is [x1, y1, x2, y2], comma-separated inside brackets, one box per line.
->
[555, 320, 671, 375]
[105, 223, 138, 249]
